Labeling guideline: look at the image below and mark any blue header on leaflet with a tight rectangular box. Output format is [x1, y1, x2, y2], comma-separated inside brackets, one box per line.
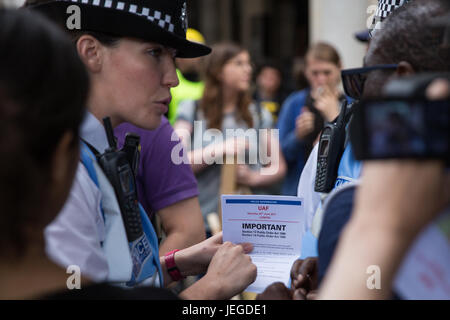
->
[225, 199, 302, 206]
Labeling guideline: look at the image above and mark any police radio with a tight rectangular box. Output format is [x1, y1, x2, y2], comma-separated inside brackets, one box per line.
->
[314, 100, 349, 193]
[122, 133, 141, 178]
[96, 117, 143, 242]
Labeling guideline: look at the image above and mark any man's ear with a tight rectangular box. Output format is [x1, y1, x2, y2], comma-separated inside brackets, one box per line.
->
[396, 61, 415, 77]
[76, 35, 103, 73]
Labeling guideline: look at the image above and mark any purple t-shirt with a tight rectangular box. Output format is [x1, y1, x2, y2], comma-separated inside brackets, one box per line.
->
[114, 117, 198, 218]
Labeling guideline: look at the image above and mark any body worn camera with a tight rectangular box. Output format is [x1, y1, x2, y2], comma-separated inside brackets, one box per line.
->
[314, 100, 350, 193]
[96, 118, 143, 242]
[350, 73, 450, 164]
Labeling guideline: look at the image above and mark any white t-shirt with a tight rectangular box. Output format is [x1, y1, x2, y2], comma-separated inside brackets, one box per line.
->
[296, 143, 321, 234]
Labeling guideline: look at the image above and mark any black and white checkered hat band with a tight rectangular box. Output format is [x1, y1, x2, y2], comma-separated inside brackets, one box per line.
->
[370, 0, 411, 37]
[68, 0, 176, 33]
[375, 0, 410, 19]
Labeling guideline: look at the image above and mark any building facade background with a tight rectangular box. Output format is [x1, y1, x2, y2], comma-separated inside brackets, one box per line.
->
[189, 0, 377, 69]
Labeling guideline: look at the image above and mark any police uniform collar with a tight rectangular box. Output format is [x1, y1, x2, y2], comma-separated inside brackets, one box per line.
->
[80, 112, 110, 153]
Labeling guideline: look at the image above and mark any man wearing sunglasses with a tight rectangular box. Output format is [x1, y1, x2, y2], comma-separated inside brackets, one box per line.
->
[341, 64, 398, 101]
[288, 0, 449, 300]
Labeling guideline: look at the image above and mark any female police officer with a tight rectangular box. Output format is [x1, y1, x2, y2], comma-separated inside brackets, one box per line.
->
[0, 8, 181, 299]
[26, 0, 256, 299]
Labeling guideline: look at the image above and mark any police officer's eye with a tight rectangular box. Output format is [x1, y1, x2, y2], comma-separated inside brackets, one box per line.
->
[168, 48, 178, 59]
[147, 48, 163, 58]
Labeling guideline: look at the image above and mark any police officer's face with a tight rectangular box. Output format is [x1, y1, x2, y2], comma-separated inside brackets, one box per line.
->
[99, 38, 179, 129]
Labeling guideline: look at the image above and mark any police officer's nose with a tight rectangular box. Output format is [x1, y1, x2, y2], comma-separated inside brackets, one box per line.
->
[163, 60, 179, 89]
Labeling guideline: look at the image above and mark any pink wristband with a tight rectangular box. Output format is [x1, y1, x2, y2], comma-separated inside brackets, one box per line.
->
[164, 249, 185, 282]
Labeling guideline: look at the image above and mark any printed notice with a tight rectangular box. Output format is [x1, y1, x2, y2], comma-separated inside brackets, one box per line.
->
[221, 195, 305, 293]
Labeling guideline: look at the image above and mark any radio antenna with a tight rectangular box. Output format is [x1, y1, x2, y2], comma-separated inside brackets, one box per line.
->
[103, 117, 117, 149]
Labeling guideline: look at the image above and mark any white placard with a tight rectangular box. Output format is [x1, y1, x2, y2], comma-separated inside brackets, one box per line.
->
[221, 195, 305, 293]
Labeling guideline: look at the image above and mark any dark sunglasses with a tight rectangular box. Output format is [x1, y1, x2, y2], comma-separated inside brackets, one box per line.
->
[341, 64, 398, 100]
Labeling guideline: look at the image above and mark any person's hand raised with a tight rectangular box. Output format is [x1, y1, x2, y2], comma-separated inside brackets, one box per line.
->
[295, 107, 315, 140]
[314, 86, 340, 122]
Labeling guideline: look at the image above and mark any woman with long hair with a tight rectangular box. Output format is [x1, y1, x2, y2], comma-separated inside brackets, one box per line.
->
[174, 42, 286, 234]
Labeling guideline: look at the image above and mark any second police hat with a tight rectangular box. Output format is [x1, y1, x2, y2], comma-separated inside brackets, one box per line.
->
[30, 0, 211, 58]
[369, 0, 412, 38]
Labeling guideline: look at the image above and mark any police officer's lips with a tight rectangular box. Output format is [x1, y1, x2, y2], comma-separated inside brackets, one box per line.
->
[154, 97, 171, 113]
[156, 97, 172, 106]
